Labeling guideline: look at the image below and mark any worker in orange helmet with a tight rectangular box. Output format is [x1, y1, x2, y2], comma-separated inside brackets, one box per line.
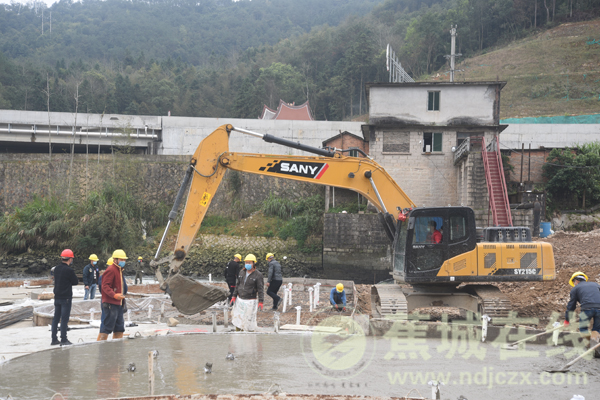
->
[51, 249, 79, 346]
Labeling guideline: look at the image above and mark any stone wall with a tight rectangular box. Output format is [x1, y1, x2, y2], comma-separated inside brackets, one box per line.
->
[0, 153, 322, 215]
[323, 213, 392, 284]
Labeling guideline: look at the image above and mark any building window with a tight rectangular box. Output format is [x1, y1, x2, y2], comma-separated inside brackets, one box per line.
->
[423, 132, 442, 153]
[383, 131, 410, 153]
[428, 91, 440, 111]
[348, 148, 359, 157]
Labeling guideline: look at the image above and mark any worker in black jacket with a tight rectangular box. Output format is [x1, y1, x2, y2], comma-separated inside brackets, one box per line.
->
[51, 249, 79, 346]
[225, 254, 241, 304]
[565, 271, 600, 346]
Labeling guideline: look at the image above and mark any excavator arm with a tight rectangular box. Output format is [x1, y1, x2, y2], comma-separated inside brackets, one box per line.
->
[152, 124, 415, 313]
[158, 124, 415, 272]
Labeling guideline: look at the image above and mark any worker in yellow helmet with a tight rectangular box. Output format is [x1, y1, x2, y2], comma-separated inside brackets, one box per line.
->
[230, 254, 264, 331]
[83, 254, 100, 300]
[330, 283, 346, 312]
[135, 256, 145, 285]
[565, 271, 600, 350]
[98, 250, 128, 341]
[225, 254, 242, 304]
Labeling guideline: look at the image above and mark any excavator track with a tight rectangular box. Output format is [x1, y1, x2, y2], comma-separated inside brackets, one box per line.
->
[468, 285, 512, 319]
[371, 284, 408, 318]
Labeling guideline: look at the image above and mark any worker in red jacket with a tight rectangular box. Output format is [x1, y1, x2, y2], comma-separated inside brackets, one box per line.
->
[98, 249, 128, 341]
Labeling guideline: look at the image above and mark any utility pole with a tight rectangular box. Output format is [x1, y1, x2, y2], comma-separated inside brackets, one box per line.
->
[445, 26, 462, 82]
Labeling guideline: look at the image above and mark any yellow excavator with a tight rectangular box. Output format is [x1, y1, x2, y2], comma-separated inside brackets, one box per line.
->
[153, 124, 556, 318]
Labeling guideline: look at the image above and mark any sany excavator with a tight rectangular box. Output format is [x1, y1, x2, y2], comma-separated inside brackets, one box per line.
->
[153, 124, 556, 318]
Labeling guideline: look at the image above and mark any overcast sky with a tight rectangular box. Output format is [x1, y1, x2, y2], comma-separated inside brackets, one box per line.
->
[1, 0, 61, 7]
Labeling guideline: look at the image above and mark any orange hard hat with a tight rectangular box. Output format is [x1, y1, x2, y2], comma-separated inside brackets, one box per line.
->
[61, 249, 74, 258]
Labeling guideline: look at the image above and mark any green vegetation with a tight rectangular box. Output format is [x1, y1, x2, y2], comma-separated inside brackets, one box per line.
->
[0, 184, 169, 256]
[262, 194, 324, 251]
[543, 142, 600, 211]
[0, 0, 597, 121]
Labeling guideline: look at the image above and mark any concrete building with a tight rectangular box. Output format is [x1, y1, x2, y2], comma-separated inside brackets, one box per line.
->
[361, 81, 507, 226]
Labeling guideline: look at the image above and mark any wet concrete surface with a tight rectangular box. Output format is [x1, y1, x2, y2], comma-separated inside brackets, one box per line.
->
[0, 327, 599, 400]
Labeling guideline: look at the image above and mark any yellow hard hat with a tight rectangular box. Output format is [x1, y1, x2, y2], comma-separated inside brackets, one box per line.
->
[266, 253, 274, 260]
[89, 254, 99, 261]
[336, 283, 344, 292]
[138, 256, 143, 260]
[112, 249, 128, 259]
[569, 271, 588, 287]
[107, 257, 113, 266]
[244, 254, 257, 263]
[234, 254, 242, 260]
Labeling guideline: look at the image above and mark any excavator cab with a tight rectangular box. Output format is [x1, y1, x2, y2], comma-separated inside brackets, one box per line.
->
[393, 207, 477, 284]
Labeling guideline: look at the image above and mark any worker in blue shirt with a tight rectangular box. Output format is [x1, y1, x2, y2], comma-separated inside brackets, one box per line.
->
[330, 283, 346, 312]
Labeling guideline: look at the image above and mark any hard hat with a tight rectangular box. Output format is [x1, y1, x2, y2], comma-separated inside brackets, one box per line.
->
[244, 254, 257, 263]
[89, 254, 99, 261]
[336, 283, 344, 292]
[234, 254, 242, 260]
[266, 253, 274, 260]
[60, 249, 74, 258]
[107, 257, 113, 266]
[112, 249, 128, 259]
[569, 271, 588, 287]
[138, 256, 143, 260]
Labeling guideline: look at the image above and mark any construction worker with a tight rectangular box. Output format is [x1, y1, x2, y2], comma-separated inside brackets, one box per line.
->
[230, 254, 264, 331]
[51, 249, 79, 346]
[265, 253, 283, 310]
[225, 254, 241, 304]
[98, 250, 128, 341]
[83, 254, 100, 300]
[330, 283, 346, 312]
[565, 271, 600, 346]
[135, 256, 144, 285]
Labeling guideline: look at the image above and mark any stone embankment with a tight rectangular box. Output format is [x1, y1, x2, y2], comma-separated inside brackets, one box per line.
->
[0, 234, 323, 280]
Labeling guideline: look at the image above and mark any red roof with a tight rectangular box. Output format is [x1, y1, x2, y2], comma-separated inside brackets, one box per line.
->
[260, 100, 314, 121]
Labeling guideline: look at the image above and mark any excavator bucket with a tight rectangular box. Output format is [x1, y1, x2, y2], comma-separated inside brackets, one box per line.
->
[163, 274, 228, 315]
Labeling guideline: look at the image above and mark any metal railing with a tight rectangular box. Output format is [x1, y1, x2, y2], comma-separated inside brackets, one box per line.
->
[453, 137, 471, 165]
[480, 136, 512, 227]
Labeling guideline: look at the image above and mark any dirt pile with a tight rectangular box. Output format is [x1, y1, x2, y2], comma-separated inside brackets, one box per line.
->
[497, 229, 600, 326]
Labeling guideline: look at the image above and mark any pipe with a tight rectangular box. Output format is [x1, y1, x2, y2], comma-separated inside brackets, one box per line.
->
[282, 288, 288, 313]
[127, 310, 132, 323]
[552, 321, 561, 346]
[223, 308, 229, 328]
[148, 305, 153, 320]
[274, 312, 280, 333]
[288, 283, 293, 305]
[212, 312, 217, 333]
[308, 287, 314, 312]
[208, 273, 212, 282]
[295, 306, 301, 325]
[481, 314, 491, 342]
[231, 126, 335, 157]
[314, 283, 321, 306]
[90, 310, 94, 321]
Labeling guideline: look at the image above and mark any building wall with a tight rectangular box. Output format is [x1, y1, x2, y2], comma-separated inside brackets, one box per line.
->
[506, 149, 550, 183]
[368, 83, 500, 126]
[323, 133, 369, 155]
[367, 129, 496, 208]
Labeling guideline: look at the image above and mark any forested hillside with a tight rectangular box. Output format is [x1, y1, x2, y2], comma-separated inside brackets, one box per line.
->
[0, 0, 597, 120]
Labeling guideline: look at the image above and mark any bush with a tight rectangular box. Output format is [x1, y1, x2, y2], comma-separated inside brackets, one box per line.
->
[0, 184, 169, 256]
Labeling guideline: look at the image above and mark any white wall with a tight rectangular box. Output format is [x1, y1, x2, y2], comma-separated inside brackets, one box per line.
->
[159, 117, 363, 155]
[368, 83, 499, 126]
[500, 123, 600, 149]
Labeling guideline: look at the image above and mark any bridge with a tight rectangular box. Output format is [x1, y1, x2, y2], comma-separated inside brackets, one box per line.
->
[0, 110, 162, 154]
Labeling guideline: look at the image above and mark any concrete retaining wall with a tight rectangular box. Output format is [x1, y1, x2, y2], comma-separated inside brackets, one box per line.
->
[323, 213, 392, 284]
